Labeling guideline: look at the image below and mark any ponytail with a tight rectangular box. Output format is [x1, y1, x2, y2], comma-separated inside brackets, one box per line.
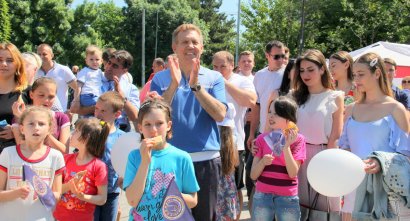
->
[75, 118, 110, 158]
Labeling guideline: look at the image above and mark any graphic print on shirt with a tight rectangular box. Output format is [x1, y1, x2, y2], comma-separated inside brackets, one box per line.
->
[59, 170, 89, 211]
[132, 169, 174, 221]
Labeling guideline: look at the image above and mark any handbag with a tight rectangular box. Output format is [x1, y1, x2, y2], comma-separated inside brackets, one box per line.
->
[300, 184, 342, 221]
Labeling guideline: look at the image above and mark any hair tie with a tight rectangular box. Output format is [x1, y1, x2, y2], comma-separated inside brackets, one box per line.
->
[100, 121, 106, 127]
[369, 58, 378, 67]
[140, 101, 151, 109]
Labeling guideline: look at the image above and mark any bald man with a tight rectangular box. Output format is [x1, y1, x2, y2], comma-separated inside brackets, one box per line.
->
[36, 44, 78, 112]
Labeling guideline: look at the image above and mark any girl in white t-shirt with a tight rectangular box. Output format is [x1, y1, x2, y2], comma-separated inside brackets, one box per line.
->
[0, 106, 65, 221]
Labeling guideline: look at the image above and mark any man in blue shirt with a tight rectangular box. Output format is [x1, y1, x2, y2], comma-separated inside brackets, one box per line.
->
[151, 24, 227, 221]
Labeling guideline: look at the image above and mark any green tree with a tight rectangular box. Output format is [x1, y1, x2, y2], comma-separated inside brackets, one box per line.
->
[0, 0, 11, 42]
[241, 0, 410, 70]
[241, 0, 301, 69]
[60, 0, 127, 67]
[8, 0, 74, 56]
[124, 0, 206, 86]
[61, 1, 104, 67]
[190, 0, 236, 66]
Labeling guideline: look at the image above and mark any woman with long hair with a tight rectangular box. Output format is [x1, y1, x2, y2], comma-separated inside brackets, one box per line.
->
[0, 42, 29, 152]
[292, 49, 344, 213]
[329, 51, 356, 105]
[339, 52, 409, 220]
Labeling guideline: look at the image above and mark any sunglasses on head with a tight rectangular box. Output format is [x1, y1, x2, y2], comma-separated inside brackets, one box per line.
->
[402, 80, 410, 84]
[270, 54, 286, 60]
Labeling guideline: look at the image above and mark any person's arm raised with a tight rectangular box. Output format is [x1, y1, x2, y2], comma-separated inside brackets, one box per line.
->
[189, 59, 226, 122]
[161, 56, 182, 104]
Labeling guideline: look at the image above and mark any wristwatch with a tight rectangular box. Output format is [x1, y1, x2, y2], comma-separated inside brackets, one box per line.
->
[190, 83, 201, 92]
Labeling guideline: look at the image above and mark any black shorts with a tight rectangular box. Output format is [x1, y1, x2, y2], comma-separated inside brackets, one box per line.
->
[234, 150, 245, 189]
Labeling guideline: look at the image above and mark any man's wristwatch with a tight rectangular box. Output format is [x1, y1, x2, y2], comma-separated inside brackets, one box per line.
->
[190, 83, 201, 92]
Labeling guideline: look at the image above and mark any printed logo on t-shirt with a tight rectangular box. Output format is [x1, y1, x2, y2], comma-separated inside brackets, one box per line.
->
[133, 169, 175, 220]
[162, 195, 184, 219]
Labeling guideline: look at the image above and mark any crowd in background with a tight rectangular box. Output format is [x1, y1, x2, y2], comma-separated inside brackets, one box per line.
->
[0, 22, 409, 221]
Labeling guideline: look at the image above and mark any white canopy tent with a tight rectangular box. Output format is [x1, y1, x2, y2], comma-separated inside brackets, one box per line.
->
[349, 41, 410, 82]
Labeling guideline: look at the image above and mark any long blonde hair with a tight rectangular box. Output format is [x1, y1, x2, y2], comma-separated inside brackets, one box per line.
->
[354, 52, 393, 102]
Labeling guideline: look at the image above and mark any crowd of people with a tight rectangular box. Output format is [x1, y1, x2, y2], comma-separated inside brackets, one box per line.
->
[0, 23, 408, 221]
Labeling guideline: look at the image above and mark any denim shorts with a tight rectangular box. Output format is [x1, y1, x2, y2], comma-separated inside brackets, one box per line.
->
[252, 191, 301, 221]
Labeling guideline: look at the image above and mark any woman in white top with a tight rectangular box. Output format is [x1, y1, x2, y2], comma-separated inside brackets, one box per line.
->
[292, 49, 344, 212]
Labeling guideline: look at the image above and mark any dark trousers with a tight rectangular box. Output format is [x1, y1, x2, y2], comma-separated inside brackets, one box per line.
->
[94, 192, 120, 221]
[191, 157, 222, 221]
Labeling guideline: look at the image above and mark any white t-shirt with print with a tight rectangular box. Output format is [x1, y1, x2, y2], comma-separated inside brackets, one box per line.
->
[0, 145, 65, 221]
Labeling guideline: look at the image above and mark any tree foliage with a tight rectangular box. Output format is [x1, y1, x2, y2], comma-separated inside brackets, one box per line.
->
[61, 1, 126, 67]
[6, 0, 408, 85]
[190, 0, 236, 66]
[0, 0, 11, 42]
[241, 0, 410, 71]
[8, 0, 74, 56]
[123, 0, 207, 84]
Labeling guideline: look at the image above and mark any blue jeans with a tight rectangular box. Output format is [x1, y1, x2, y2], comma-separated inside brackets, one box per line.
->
[252, 191, 300, 221]
[94, 192, 120, 221]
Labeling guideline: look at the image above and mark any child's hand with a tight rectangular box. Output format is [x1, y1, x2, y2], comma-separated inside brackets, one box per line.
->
[68, 179, 85, 200]
[284, 129, 298, 147]
[0, 125, 14, 140]
[140, 138, 154, 163]
[12, 99, 25, 119]
[13, 185, 30, 200]
[261, 154, 274, 166]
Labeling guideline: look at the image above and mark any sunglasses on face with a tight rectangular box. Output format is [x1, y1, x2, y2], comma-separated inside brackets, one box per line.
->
[402, 80, 410, 84]
[269, 54, 286, 60]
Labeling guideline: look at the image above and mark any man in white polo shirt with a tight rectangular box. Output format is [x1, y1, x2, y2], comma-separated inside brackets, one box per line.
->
[212, 50, 256, 219]
[36, 43, 78, 112]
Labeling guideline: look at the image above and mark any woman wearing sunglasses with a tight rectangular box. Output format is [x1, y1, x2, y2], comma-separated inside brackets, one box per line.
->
[402, 76, 410, 90]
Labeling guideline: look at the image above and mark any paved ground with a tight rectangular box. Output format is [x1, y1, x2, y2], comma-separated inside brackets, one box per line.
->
[118, 189, 251, 220]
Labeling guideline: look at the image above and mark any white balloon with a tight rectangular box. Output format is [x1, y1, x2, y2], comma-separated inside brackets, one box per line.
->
[307, 149, 366, 197]
[111, 132, 141, 178]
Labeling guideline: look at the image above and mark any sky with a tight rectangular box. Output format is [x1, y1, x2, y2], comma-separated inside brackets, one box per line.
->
[70, 0, 240, 21]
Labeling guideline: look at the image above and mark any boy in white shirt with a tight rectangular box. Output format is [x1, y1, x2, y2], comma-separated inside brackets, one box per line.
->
[75, 45, 104, 117]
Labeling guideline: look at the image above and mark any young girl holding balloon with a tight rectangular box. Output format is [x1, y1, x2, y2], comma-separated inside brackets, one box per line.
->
[53, 118, 109, 221]
[250, 96, 306, 221]
[123, 99, 199, 220]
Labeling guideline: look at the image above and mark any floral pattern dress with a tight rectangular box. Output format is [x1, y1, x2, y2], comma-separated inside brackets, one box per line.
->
[216, 173, 240, 221]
